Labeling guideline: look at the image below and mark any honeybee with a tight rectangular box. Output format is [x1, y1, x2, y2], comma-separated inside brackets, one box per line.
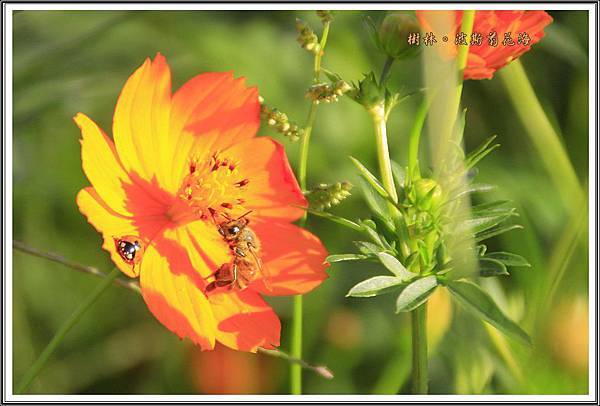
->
[205, 212, 270, 292]
[114, 235, 145, 273]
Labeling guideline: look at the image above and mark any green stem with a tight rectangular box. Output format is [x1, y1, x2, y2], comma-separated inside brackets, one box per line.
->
[499, 60, 583, 209]
[407, 96, 431, 180]
[292, 19, 331, 395]
[379, 56, 395, 86]
[16, 268, 120, 394]
[411, 303, 428, 394]
[369, 104, 398, 203]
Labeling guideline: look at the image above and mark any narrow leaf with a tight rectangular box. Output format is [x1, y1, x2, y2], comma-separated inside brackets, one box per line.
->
[446, 280, 531, 346]
[395, 275, 438, 313]
[376, 252, 416, 280]
[479, 258, 509, 277]
[451, 183, 497, 201]
[484, 252, 531, 268]
[474, 224, 524, 243]
[354, 241, 384, 255]
[455, 212, 514, 235]
[347, 275, 406, 298]
[391, 161, 406, 189]
[349, 156, 395, 202]
[304, 207, 363, 232]
[326, 254, 367, 263]
[466, 135, 500, 169]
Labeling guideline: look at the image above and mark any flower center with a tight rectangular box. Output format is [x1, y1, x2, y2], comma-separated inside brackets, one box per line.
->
[168, 152, 249, 225]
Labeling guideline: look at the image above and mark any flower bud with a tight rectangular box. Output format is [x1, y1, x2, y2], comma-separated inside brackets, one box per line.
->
[377, 13, 422, 60]
[413, 178, 443, 211]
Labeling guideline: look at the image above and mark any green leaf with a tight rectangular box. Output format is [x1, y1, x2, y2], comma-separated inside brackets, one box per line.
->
[395, 275, 438, 313]
[474, 224, 524, 243]
[358, 220, 391, 249]
[391, 161, 406, 189]
[321, 67, 343, 83]
[376, 252, 416, 280]
[451, 183, 497, 201]
[354, 241, 385, 255]
[471, 200, 512, 214]
[358, 177, 389, 220]
[466, 135, 500, 169]
[326, 254, 367, 263]
[304, 207, 363, 232]
[479, 258, 509, 277]
[484, 252, 531, 268]
[456, 212, 514, 235]
[347, 275, 406, 298]
[446, 280, 531, 346]
[349, 156, 395, 203]
[417, 239, 430, 265]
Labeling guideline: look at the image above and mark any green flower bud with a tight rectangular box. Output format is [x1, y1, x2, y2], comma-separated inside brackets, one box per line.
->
[413, 178, 443, 211]
[377, 13, 422, 60]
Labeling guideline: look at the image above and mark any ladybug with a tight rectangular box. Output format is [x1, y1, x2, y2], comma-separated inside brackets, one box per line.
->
[114, 236, 144, 265]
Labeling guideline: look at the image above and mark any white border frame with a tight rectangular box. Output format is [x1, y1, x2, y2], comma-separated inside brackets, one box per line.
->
[2, 2, 597, 403]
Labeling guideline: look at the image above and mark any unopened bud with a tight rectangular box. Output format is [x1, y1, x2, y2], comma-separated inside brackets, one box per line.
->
[378, 13, 422, 60]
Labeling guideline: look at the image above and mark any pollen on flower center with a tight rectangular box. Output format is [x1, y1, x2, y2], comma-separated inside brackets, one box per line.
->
[169, 152, 249, 224]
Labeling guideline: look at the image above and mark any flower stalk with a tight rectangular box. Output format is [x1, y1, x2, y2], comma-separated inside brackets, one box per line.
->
[411, 303, 428, 394]
[369, 103, 398, 204]
[292, 16, 331, 395]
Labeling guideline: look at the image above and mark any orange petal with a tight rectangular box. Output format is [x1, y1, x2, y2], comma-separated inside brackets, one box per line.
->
[75, 112, 134, 216]
[168, 72, 260, 189]
[249, 221, 329, 296]
[140, 231, 217, 350]
[76, 187, 167, 277]
[208, 289, 280, 352]
[225, 137, 306, 221]
[112, 53, 173, 191]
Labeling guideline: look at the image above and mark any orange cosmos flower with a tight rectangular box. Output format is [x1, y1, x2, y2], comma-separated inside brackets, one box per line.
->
[75, 53, 328, 352]
[416, 10, 553, 79]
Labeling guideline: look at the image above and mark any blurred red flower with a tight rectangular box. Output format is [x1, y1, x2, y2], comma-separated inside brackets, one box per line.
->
[189, 344, 278, 394]
[416, 10, 553, 79]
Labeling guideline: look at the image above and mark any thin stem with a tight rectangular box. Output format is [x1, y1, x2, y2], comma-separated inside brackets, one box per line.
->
[411, 303, 428, 394]
[379, 56, 395, 86]
[292, 18, 331, 395]
[407, 96, 431, 180]
[13, 240, 141, 293]
[499, 60, 584, 209]
[258, 348, 333, 379]
[16, 268, 121, 394]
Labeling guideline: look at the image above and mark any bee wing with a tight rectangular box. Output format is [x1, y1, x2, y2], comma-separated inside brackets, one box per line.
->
[246, 243, 273, 292]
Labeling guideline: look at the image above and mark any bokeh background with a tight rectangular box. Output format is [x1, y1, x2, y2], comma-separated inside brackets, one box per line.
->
[12, 10, 590, 394]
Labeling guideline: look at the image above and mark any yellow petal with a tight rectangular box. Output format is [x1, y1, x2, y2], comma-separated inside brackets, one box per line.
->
[75, 112, 133, 216]
[140, 232, 217, 349]
[112, 53, 173, 191]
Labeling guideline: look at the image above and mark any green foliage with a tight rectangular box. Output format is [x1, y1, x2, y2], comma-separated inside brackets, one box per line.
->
[445, 280, 531, 346]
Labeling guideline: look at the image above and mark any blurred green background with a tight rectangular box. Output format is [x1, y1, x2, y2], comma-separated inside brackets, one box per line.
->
[12, 10, 589, 394]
